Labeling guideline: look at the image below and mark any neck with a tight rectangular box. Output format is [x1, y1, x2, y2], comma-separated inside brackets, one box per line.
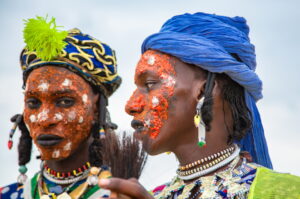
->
[174, 139, 231, 167]
[173, 110, 232, 167]
[45, 138, 91, 173]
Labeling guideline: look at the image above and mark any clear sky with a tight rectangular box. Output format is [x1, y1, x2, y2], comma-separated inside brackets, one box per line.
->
[0, 0, 299, 188]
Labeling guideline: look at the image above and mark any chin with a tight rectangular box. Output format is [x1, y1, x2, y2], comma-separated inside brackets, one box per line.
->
[39, 147, 71, 161]
[141, 134, 167, 156]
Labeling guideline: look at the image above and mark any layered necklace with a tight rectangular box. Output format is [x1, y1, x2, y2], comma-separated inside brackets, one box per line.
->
[37, 162, 112, 199]
[43, 162, 91, 185]
[177, 144, 240, 180]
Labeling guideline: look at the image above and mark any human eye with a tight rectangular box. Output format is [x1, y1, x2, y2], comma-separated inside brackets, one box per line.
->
[145, 80, 157, 91]
[56, 97, 75, 108]
[25, 98, 41, 109]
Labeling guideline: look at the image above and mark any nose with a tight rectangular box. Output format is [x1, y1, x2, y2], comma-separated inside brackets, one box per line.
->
[125, 90, 145, 116]
[36, 109, 58, 128]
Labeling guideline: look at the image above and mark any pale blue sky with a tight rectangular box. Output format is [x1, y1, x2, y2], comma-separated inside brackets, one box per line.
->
[0, 0, 299, 188]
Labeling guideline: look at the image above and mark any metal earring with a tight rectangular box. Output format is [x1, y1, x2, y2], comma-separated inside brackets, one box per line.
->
[194, 97, 206, 147]
[17, 165, 28, 184]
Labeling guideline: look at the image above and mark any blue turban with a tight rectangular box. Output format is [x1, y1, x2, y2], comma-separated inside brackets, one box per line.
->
[142, 12, 272, 168]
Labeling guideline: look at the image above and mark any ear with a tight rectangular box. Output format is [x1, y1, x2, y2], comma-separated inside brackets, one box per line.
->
[192, 78, 206, 101]
[91, 93, 100, 121]
[211, 79, 221, 98]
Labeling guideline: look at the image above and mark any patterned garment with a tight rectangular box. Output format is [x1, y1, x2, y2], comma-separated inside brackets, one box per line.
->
[0, 173, 110, 199]
[0, 182, 24, 199]
[151, 160, 259, 199]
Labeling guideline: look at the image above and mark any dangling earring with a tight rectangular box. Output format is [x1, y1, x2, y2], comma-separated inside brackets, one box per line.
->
[194, 97, 206, 147]
[17, 165, 28, 184]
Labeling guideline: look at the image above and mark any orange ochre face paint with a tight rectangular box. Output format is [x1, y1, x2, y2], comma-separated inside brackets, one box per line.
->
[126, 50, 176, 138]
[23, 66, 97, 160]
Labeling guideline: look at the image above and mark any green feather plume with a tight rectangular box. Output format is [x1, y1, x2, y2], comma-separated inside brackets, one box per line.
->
[23, 16, 68, 61]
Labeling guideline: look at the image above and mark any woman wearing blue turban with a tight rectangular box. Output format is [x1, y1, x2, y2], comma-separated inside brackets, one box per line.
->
[99, 12, 300, 198]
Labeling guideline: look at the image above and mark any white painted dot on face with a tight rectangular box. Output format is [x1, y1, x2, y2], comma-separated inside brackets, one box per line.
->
[82, 94, 88, 105]
[62, 78, 72, 87]
[29, 114, 37, 123]
[68, 111, 76, 122]
[63, 142, 72, 151]
[54, 113, 63, 121]
[152, 96, 160, 108]
[52, 150, 60, 158]
[144, 119, 151, 127]
[78, 116, 84, 124]
[37, 109, 49, 122]
[161, 74, 176, 87]
[147, 55, 156, 65]
[38, 81, 49, 92]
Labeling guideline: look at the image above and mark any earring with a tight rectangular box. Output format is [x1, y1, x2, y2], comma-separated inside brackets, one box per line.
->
[194, 97, 206, 147]
[17, 165, 28, 184]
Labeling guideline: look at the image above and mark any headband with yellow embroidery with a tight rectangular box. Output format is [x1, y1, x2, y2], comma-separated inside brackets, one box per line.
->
[20, 16, 121, 97]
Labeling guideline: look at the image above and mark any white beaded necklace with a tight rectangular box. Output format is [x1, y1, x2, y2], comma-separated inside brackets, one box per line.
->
[177, 144, 240, 180]
[42, 169, 89, 185]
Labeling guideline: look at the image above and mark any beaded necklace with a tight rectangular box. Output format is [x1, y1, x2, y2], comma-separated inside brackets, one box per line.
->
[44, 162, 91, 180]
[179, 146, 235, 171]
[155, 155, 243, 199]
[37, 163, 112, 199]
[177, 145, 240, 180]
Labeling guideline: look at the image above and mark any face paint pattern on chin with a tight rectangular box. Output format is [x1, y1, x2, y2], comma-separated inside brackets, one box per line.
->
[128, 50, 176, 139]
[23, 66, 96, 160]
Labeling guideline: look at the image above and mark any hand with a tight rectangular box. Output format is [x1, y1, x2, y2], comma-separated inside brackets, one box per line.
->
[98, 177, 154, 199]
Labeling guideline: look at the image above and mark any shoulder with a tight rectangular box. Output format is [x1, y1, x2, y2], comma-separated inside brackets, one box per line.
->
[0, 173, 40, 199]
[150, 177, 182, 198]
[0, 182, 24, 199]
[248, 167, 300, 198]
[150, 184, 169, 196]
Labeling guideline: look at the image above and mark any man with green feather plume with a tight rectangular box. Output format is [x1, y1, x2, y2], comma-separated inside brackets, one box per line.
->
[0, 16, 147, 199]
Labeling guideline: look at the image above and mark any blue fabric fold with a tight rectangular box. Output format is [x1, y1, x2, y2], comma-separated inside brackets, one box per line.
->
[141, 12, 272, 168]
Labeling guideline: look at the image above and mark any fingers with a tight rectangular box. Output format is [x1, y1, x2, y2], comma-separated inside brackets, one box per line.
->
[98, 194, 131, 199]
[128, 178, 139, 183]
[98, 178, 153, 199]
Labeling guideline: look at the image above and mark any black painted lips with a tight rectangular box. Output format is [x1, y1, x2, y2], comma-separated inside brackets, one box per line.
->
[131, 120, 144, 132]
[37, 134, 63, 147]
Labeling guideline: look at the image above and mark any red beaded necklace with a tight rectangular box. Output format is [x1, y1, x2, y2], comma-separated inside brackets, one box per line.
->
[44, 162, 91, 179]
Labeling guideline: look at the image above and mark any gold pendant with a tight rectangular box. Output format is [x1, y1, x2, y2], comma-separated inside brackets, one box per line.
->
[194, 115, 200, 127]
[57, 192, 72, 199]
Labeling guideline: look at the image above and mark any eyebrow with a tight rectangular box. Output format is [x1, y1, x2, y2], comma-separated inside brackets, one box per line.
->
[25, 89, 76, 96]
[136, 69, 158, 78]
[52, 89, 75, 95]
